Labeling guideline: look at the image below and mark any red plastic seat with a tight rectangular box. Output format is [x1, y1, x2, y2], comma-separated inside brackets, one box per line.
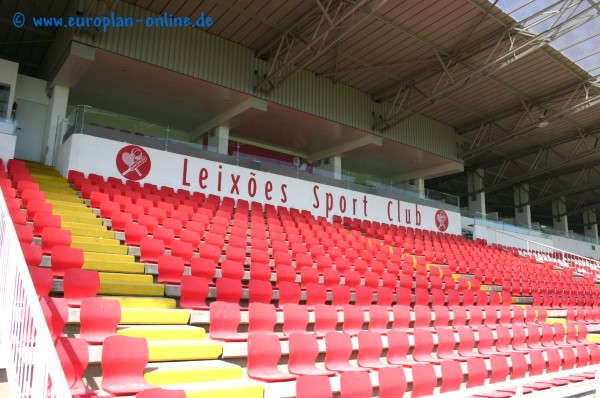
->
[55, 337, 109, 397]
[41, 227, 72, 255]
[343, 304, 365, 336]
[220, 260, 245, 280]
[248, 279, 273, 304]
[124, 223, 149, 247]
[296, 374, 332, 398]
[436, 327, 465, 362]
[324, 332, 362, 372]
[466, 357, 487, 388]
[250, 262, 272, 282]
[136, 388, 186, 398]
[198, 243, 222, 263]
[32, 212, 61, 237]
[101, 335, 154, 394]
[21, 241, 41, 266]
[305, 283, 328, 307]
[411, 363, 437, 397]
[179, 275, 209, 310]
[331, 284, 352, 307]
[455, 328, 488, 359]
[209, 301, 245, 341]
[387, 329, 417, 366]
[413, 328, 444, 364]
[63, 269, 100, 307]
[357, 331, 392, 369]
[283, 304, 309, 336]
[157, 254, 185, 284]
[247, 333, 296, 381]
[190, 257, 217, 280]
[28, 266, 53, 298]
[110, 211, 133, 232]
[248, 302, 278, 336]
[23, 193, 48, 212]
[278, 281, 302, 307]
[139, 237, 165, 263]
[50, 246, 84, 277]
[288, 333, 336, 376]
[313, 304, 338, 337]
[391, 305, 412, 332]
[378, 367, 408, 398]
[41, 296, 69, 343]
[368, 305, 390, 334]
[152, 226, 175, 249]
[215, 277, 243, 304]
[79, 297, 121, 344]
[340, 371, 372, 398]
[354, 285, 374, 307]
[440, 359, 464, 392]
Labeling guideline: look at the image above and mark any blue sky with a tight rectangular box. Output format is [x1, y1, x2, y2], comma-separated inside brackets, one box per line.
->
[493, 0, 600, 77]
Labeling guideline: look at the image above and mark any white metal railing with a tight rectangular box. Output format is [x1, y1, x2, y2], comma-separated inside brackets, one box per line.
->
[0, 192, 72, 397]
[484, 229, 600, 276]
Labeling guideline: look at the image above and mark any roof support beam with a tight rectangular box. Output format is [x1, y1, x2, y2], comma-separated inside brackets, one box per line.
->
[307, 134, 382, 162]
[558, 201, 600, 218]
[464, 83, 600, 160]
[479, 139, 600, 194]
[372, 0, 600, 131]
[388, 161, 464, 184]
[189, 97, 267, 141]
[254, 0, 387, 95]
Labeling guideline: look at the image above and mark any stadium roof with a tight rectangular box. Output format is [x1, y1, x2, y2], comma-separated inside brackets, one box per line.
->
[1, 0, 600, 231]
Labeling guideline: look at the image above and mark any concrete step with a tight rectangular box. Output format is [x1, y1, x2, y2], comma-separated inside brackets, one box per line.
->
[144, 360, 242, 386]
[160, 379, 263, 398]
[87, 340, 223, 363]
[74, 241, 129, 255]
[118, 325, 206, 341]
[46, 199, 88, 211]
[63, 223, 114, 239]
[105, 296, 177, 309]
[120, 308, 191, 325]
[98, 281, 165, 297]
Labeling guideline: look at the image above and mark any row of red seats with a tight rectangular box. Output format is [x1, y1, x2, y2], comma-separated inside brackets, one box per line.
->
[41, 296, 180, 397]
[205, 300, 551, 341]
[248, 328, 598, 393]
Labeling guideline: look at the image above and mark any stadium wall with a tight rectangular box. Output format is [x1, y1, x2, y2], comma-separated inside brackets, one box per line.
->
[58, 133, 461, 235]
[42, 0, 461, 162]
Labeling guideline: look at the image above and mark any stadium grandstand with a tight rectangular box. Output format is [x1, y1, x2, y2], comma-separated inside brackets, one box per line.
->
[3, 0, 600, 397]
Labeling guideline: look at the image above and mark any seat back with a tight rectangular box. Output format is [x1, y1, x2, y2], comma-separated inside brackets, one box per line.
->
[55, 337, 90, 394]
[63, 269, 100, 307]
[101, 335, 151, 394]
[79, 297, 121, 344]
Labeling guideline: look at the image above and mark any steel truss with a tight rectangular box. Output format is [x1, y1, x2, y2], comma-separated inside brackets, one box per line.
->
[372, 0, 600, 131]
[254, 0, 387, 94]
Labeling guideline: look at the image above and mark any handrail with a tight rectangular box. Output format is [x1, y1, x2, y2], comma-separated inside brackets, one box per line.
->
[481, 228, 600, 275]
[0, 192, 72, 397]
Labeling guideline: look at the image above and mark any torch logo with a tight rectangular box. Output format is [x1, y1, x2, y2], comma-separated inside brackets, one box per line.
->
[435, 209, 449, 232]
[116, 145, 151, 181]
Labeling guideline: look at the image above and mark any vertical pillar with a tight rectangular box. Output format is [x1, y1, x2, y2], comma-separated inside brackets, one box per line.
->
[318, 156, 342, 180]
[514, 184, 531, 228]
[43, 85, 69, 165]
[467, 168, 486, 218]
[411, 178, 425, 198]
[208, 125, 229, 155]
[552, 197, 568, 233]
[583, 210, 598, 240]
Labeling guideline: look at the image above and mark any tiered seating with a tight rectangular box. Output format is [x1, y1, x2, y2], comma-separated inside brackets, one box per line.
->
[4, 161, 600, 397]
